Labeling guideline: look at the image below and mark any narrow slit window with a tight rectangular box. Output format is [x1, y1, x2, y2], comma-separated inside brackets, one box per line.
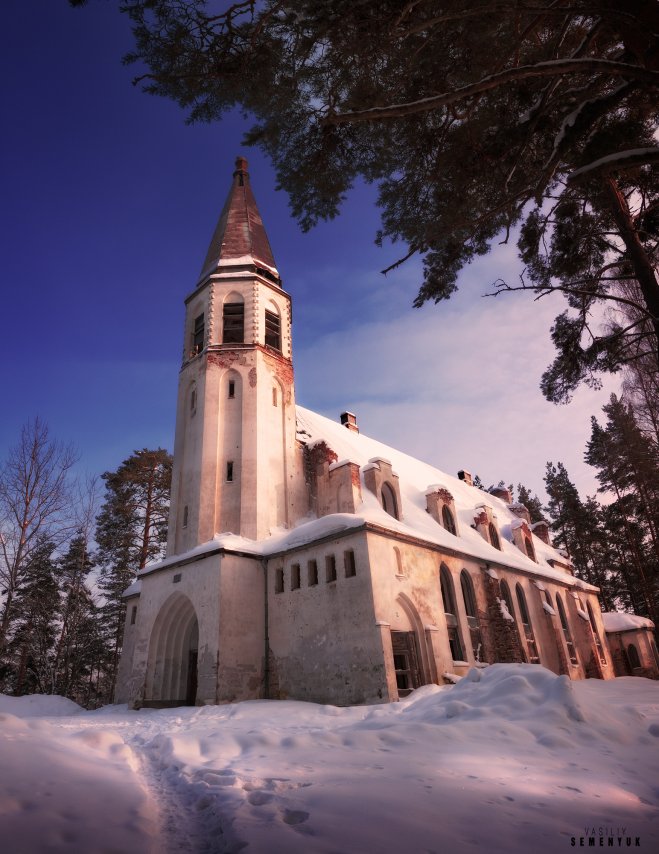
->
[325, 554, 337, 583]
[272, 387, 278, 406]
[308, 560, 318, 586]
[228, 380, 235, 399]
[130, 605, 137, 626]
[344, 550, 356, 578]
[226, 461, 234, 482]
[183, 505, 189, 528]
[190, 385, 197, 414]
[291, 564, 301, 590]
[275, 568, 284, 594]
[264, 309, 281, 350]
[223, 302, 244, 343]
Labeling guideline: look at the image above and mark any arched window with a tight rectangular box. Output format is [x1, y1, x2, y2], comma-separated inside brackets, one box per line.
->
[586, 602, 607, 664]
[192, 312, 205, 354]
[442, 504, 457, 535]
[440, 565, 464, 662]
[460, 571, 477, 618]
[223, 293, 244, 344]
[381, 482, 399, 519]
[627, 644, 641, 670]
[488, 523, 501, 550]
[524, 536, 536, 561]
[556, 594, 577, 664]
[264, 303, 281, 350]
[516, 583, 540, 663]
[500, 580, 515, 619]
[460, 570, 484, 662]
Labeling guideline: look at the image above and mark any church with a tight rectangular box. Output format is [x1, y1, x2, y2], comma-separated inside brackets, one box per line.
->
[115, 157, 656, 708]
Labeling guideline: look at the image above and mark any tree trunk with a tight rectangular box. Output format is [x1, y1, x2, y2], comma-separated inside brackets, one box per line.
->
[602, 177, 659, 367]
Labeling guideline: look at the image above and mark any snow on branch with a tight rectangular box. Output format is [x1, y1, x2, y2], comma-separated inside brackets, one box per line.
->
[568, 148, 659, 184]
[326, 60, 659, 125]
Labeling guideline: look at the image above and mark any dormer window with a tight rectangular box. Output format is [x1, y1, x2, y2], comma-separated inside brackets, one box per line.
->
[192, 313, 205, 354]
[223, 302, 244, 343]
[265, 309, 281, 350]
[381, 482, 399, 519]
[442, 505, 457, 536]
[488, 523, 501, 550]
[524, 536, 536, 561]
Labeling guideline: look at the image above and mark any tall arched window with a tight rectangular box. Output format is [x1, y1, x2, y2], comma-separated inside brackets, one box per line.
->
[500, 580, 515, 619]
[627, 644, 641, 670]
[381, 482, 399, 519]
[488, 523, 501, 550]
[223, 294, 245, 343]
[440, 565, 464, 662]
[515, 583, 540, 663]
[556, 593, 577, 664]
[460, 570, 484, 662]
[586, 602, 607, 664]
[442, 504, 457, 535]
[264, 304, 281, 350]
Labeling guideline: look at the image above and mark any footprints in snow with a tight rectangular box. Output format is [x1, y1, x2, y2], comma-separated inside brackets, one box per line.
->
[193, 768, 313, 830]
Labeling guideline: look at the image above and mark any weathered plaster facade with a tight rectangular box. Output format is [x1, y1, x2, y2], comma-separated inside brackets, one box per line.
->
[116, 157, 655, 710]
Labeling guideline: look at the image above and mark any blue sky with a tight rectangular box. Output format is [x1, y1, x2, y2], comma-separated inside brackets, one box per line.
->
[1, 0, 620, 502]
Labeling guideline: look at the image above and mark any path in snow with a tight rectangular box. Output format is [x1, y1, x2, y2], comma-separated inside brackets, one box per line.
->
[1, 666, 659, 854]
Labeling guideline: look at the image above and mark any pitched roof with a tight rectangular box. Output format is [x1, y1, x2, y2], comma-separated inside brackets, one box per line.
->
[294, 406, 594, 590]
[199, 157, 279, 281]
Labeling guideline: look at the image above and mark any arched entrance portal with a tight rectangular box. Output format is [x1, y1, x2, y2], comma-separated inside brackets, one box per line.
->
[145, 593, 199, 707]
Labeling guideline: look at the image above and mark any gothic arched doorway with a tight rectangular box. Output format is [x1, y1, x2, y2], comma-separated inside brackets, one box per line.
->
[145, 593, 199, 707]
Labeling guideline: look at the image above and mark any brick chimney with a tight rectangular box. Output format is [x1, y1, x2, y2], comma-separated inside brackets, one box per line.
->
[340, 411, 359, 433]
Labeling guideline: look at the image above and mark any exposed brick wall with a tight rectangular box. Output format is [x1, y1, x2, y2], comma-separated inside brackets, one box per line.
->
[481, 574, 525, 663]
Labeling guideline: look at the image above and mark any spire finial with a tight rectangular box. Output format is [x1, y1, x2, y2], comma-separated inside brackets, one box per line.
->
[234, 156, 248, 175]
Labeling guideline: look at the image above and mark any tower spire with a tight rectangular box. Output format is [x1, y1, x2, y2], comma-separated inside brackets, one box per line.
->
[199, 156, 279, 283]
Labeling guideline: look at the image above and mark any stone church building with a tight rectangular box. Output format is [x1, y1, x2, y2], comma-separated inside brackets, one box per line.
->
[116, 158, 657, 708]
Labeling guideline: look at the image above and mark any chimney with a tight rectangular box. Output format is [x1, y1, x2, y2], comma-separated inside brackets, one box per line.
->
[489, 485, 512, 504]
[458, 469, 473, 486]
[340, 411, 359, 433]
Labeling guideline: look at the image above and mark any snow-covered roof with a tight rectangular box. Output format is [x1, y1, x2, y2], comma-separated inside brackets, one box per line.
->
[139, 406, 595, 591]
[295, 406, 586, 587]
[602, 611, 655, 633]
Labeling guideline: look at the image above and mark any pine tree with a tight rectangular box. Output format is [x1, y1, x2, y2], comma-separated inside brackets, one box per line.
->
[515, 484, 545, 524]
[543, 462, 613, 603]
[95, 448, 172, 698]
[53, 534, 101, 702]
[6, 539, 60, 696]
[585, 396, 659, 624]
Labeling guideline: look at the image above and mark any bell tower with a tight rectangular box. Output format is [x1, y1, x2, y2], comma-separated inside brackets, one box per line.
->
[166, 157, 301, 554]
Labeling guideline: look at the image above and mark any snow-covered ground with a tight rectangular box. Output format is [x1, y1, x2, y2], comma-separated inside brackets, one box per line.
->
[1, 665, 658, 854]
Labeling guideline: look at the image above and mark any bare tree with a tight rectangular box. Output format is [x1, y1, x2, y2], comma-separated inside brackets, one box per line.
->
[0, 418, 78, 656]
